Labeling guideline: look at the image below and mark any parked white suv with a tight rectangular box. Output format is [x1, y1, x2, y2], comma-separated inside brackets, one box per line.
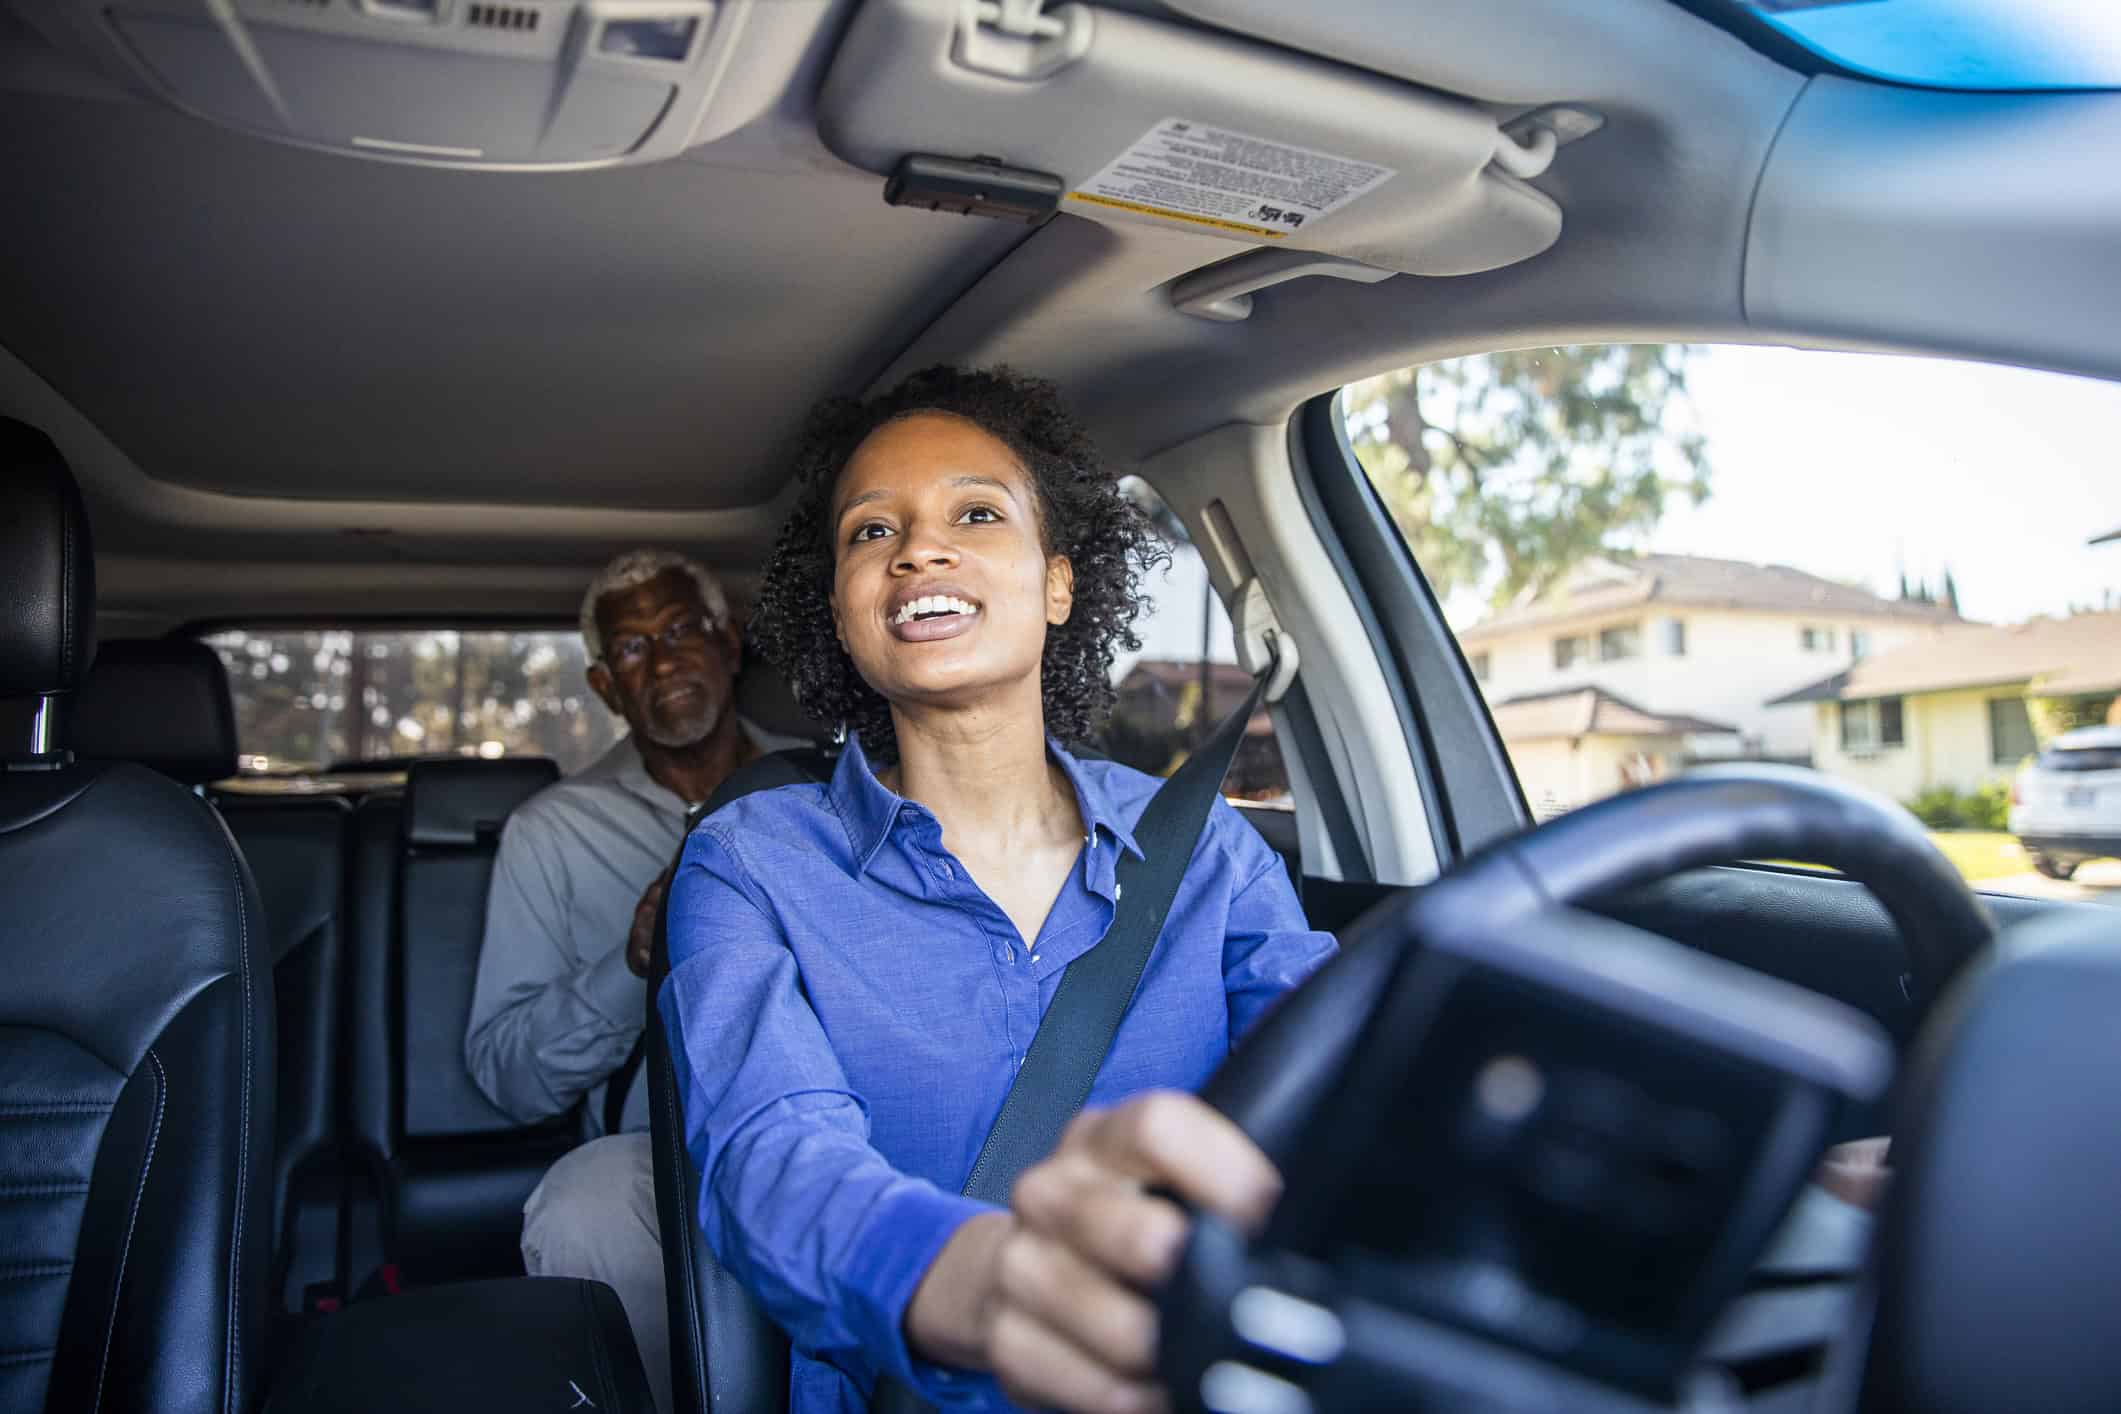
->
[2011, 725, 2121, 880]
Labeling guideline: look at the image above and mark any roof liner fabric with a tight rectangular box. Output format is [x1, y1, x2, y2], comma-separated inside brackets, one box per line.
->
[0, 91, 1022, 515]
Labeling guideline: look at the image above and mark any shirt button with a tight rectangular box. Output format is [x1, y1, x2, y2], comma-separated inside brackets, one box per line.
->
[994, 946, 1011, 964]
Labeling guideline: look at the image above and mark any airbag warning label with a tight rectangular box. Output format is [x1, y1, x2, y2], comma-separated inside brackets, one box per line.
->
[1070, 117, 1395, 239]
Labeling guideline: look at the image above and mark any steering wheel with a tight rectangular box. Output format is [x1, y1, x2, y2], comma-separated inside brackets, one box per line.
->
[1169, 764, 1997, 1410]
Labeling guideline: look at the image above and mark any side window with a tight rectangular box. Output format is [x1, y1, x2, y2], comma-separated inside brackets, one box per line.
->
[1099, 480, 1291, 804]
[205, 628, 625, 781]
[1343, 345, 2121, 897]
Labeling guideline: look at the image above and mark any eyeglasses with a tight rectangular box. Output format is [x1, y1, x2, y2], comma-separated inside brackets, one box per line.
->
[603, 614, 720, 670]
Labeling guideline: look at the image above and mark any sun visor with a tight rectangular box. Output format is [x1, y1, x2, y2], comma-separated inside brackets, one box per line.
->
[815, 0, 1562, 278]
[5, 0, 819, 169]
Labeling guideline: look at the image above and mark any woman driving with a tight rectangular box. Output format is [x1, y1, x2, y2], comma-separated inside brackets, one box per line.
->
[659, 365, 1336, 1413]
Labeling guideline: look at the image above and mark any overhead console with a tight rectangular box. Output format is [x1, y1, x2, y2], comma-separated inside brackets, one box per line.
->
[816, 0, 1572, 278]
[5, 0, 821, 168]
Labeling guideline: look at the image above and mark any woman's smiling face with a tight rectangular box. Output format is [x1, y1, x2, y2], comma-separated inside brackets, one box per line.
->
[828, 411, 1073, 713]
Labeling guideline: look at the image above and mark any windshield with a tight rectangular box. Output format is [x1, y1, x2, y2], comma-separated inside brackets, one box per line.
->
[1720, 0, 2121, 90]
[1343, 343, 2121, 903]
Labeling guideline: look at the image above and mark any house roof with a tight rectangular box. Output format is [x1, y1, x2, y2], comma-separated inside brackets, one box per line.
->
[1767, 610, 2121, 705]
[1458, 554, 1963, 645]
[1488, 685, 1739, 743]
[1115, 659, 1275, 736]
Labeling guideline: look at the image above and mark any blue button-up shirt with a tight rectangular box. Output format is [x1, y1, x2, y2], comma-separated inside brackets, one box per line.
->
[659, 735, 1337, 1412]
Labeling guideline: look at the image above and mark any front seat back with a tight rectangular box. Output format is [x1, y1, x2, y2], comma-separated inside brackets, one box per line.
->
[0, 419, 275, 1414]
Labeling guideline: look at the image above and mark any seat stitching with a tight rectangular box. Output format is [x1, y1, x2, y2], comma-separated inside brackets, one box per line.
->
[0, 1350, 57, 1368]
[0, 1104, 115, 1117]
[0, 1184, 91, 1198]
[221, 840, 256, 1414]
[92, 1049, 164, 1414]
[0, 1263, 74, 1280]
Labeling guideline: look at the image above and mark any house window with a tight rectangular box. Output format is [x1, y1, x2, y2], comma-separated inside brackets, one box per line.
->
[1839, 697, 1906, 752]
[1553, 635, 1587, 669]
[1989, 697, 2038, 765]
[1850, 629, 1871, 660]
[1801, 626, 1838, 653]
[1470, 652, 1491, 683]
[1663, 619, 1687, 656]
[1599, 623, 1642, 661]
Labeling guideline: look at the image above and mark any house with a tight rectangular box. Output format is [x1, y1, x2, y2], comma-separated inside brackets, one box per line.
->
[1106, 658, 1287, 799]
[1460, 554, 1962, 774]
[1769, 610, 2121, 800]
[1488, 685, 1737, 819]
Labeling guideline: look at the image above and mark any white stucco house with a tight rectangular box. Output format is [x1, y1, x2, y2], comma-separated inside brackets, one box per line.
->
[1770, 610, 2121, 800]
[1459, 554, 1961, 812]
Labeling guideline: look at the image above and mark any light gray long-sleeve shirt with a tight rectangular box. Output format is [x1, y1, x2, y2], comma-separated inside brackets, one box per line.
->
[465, 727, 793, 1132]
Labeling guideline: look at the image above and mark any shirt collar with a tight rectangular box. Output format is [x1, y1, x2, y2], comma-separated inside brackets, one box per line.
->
[616, 721, 774, 815]
[827, 734, 1143, 877]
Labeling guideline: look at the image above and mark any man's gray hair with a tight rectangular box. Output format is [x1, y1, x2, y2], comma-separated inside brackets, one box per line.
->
[579, 549, 731, 663]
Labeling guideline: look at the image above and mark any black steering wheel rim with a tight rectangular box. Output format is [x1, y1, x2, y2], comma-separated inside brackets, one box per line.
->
[1203, 764, 1995, 1162]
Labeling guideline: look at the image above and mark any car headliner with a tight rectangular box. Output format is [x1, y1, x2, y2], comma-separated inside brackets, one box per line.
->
[1, 0, 2117, 629]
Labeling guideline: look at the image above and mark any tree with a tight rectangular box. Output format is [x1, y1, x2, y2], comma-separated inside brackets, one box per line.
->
[1343, 346, 1711, 608]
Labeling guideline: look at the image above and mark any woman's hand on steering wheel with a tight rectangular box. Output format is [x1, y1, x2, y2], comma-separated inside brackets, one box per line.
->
[973, 1091, 1281, 1414]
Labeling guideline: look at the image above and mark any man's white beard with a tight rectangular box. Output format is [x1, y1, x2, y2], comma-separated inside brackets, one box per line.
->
[640, 697, 722, 749]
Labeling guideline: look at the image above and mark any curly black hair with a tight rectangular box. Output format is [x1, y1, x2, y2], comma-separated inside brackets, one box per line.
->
[749, 365, 1169, 766]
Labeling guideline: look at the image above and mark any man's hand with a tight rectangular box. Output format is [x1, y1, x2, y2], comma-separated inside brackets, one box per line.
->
[626, 867, 675, 978]
[907, 1091, 1282, 1414]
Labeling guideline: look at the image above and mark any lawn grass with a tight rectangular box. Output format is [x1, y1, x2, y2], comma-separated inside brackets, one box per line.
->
[1923, 831, 2029, 883]
[1762, 831, 2029, 884]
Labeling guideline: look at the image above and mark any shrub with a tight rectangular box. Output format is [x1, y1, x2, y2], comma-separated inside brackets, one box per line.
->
[1905, 785, 1964, 830]
[1964, 780, 2011, 832]
[1903, 782, 2012, 832]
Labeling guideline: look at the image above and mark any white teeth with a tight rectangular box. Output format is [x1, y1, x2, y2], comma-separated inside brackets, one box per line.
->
[893, 595, 980, 626]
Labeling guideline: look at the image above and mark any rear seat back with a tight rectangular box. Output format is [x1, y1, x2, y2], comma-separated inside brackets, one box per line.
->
[345, 756, 571, 1285]
[74, 637, 351, 1307]
[398, 758, 560, 1138]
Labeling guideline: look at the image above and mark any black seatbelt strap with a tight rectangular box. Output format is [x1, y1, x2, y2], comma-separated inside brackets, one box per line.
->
[874, 665, 1272, 1414]
[958, 665, 1271, 1204]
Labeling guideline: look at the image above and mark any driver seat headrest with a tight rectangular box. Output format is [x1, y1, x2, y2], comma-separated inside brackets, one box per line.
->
[0, 417, 96, 703]
[73, 638, 240, 786]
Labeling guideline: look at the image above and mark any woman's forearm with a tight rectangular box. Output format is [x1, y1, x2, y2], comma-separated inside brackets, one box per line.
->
[904, 1210, 1014, 1370]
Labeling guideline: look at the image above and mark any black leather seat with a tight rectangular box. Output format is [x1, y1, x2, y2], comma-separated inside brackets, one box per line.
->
[74, 637, 352, 1312]
[0, 419, 275, 1414]
[345, 756, 572, 1286]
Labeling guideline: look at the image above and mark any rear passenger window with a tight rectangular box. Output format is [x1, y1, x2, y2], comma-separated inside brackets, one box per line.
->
[1342, 344, 2121, 900]
[1103, 480, 1291, 805]
[204, 628, 623, 780]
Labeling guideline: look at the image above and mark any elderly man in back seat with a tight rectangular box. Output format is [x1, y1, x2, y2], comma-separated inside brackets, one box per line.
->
[467, 548, 798, 1414]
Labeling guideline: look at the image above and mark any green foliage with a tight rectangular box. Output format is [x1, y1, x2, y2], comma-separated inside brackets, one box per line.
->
[1342, 346, 1712, 607]
[2028, 693, 2118, 741]
[1904, 781, 2011, 832]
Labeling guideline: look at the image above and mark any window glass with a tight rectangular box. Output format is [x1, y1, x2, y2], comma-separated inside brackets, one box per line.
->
[1989, 697, 2038, 766]
[1344, 344, 2121, 899]
[1599, 624, 1641, 662]
[1718, 0, 2121, 93]
[1101, 480, 1290, 805]
[205, 628, 624, 780]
